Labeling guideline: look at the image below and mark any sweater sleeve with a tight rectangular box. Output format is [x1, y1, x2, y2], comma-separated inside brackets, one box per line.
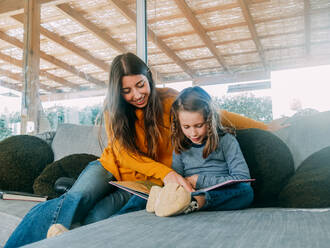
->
[101, 141, 173, 181]
[220, 109, 268, 130]
[171, 151, 184, 176]
[196, 134, 251, 189]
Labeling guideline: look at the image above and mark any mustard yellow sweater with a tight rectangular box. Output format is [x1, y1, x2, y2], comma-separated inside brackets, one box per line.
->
[99, 88, 267, 185]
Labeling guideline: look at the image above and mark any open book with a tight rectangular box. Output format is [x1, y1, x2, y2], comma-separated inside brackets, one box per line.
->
[0, 191, 47, 202]
[109, 179, 255, 200]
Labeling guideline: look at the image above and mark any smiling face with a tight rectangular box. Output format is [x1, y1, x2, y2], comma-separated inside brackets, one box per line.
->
[121, 74, 151, 108]
[178, 110, 208, 145]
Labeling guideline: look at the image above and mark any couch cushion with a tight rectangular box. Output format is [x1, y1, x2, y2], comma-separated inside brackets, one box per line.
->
[23, 208, 330, 248]
[33, 154, 98, 199]
[51, 124, 107, 161]
[0, 200, 38, 248]
[0, 135, 54, 193]
[236, 129, 294, 207]
[274, 110, 330, 170]
[279, 146, 330, 208]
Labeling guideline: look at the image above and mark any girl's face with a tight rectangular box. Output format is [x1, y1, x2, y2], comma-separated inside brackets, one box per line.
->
[178, 110, 207, 145]
[121, 74, 151, 108]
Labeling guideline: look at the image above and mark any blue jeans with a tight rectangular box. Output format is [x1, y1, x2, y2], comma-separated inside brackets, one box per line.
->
[123, 183, 253, 214]
[192, 182, 254, 211]
[114, 195, 147, 216]
[116, 183, 254, 213]
[5, 160, 133, 248]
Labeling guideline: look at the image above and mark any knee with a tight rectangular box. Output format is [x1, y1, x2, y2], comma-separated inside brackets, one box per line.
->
[240, 185, 254, 208]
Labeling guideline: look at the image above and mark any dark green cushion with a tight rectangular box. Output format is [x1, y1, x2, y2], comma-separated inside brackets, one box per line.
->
[33, 153, 98, 198]
[0, 135, 54, 193]
[278, 146, 330, 208]
[236, 129, 294, 207]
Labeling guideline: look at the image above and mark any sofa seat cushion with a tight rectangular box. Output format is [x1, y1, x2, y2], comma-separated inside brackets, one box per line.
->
[279, 146, 330, 208]
[236, 129, 294, 207]
[274, 110, 330, 170]
[33, 154, 98, 199]
[23, 208, 330, 248]
[0, 200, 38, 247]
[0, 135, 54, 193]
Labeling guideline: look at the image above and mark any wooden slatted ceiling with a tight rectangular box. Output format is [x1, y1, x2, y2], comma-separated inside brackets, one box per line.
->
[108, 0, 194, 77]
[0, 0, 329, 97]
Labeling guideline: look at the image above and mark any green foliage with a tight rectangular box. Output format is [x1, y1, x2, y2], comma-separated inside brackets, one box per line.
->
[0, 116, 12, 141]
[214, 93, 273, 123]
[8, 112, 21, 123]
[0, 104, 102, 139]
[78, 105, 102, 125]
[45, 106, 65, 130]
[43, 105, 102, 129]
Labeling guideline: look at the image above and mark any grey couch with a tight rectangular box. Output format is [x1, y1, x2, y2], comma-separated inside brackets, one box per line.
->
[1, 111, 330, 248]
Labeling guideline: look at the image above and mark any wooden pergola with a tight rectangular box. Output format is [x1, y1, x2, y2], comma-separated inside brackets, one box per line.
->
[0, 0, 329, 133]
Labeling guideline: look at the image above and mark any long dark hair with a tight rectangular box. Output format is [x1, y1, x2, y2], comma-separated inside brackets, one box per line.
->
[170, 86, 223, 158]
[99, 53, 163, 160]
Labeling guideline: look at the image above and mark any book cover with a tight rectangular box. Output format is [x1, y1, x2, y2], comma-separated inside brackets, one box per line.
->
[0, 190, 48, 202]
[109, 179, 255, 200]
[109, 181, 159, 200]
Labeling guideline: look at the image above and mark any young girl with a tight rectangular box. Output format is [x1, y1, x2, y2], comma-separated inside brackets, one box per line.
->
[147, 86, 254, 217]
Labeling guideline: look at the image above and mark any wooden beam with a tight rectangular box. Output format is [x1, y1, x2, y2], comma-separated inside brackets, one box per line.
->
[149, 40, 308, 67]
[270, 53, 330, 71]
[0, 0, 69, 18]
[0, 51, 78, 90]
[158, 22, 246, 40]
[0, 30, 105, 87]
[40, 88, 106, 102]
[56, 3, 167, 83]
[157, 8, 330, 40]
[21, 0, 41, 134]
[39, 70, 80, 90]
[304, 0, 311, 55]
[56, 3, 126, 53]
[0, 67, 57, 92]
[148, 1, 270, 24]
[12, 14, 109, 72]
[237, 0, 267, 69]
[193, 71, 270, 86]
[0, 79, 22, 91]
[173, 0, 229, 72]
[107, 0, 195, 77]
[150, 29, 305, 54]
[39, 51, 105, 87]
[0, 68, 21, 81]
[0, 50, 24, 67]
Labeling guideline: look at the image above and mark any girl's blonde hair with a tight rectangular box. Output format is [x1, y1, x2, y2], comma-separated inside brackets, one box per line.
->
[170, 86, 225, 158]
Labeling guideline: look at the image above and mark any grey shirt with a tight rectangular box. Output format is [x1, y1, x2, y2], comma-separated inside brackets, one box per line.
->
[172, 133, 251, 190]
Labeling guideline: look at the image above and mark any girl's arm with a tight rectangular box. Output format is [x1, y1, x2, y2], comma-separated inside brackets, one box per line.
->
[195, 134, 251, 189]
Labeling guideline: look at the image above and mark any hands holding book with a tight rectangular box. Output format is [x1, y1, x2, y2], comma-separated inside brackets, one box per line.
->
[163, 171, 195, 192]
[186, 175, 198, 188]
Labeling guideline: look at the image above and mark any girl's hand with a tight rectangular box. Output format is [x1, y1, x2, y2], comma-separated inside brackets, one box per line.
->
[186, 175, 198, 188]
[163, 171, 194, 192]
